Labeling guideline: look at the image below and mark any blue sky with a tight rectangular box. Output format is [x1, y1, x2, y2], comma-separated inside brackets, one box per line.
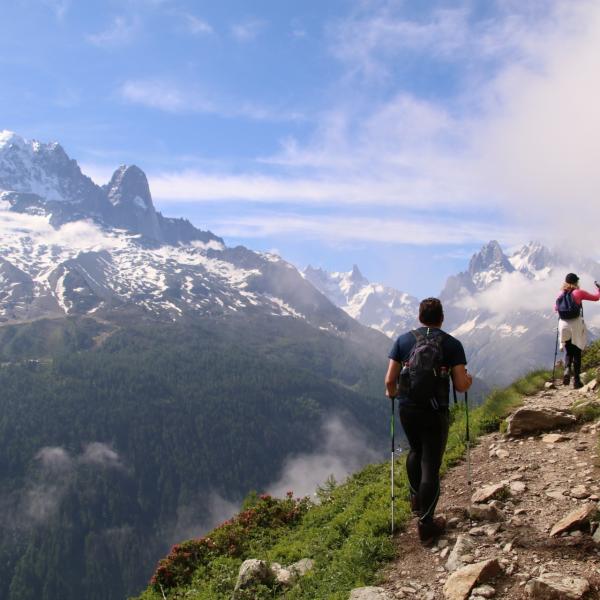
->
[2, 0, 600, 297]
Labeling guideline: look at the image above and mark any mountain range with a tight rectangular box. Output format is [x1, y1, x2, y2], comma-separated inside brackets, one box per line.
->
[307, 241, 600, 386]
[0, 132, 391, 600]
[1, 130, 599, 599]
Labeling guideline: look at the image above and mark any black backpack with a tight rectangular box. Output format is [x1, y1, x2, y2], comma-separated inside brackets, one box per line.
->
[407, 329, 449, 406]
[557, 291, 581, 320]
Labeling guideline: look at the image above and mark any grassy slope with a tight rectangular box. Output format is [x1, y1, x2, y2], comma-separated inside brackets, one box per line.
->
[134, 370, 551, 600]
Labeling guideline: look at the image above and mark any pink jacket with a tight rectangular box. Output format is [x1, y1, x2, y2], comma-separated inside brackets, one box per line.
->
[555, 288, 600, 310]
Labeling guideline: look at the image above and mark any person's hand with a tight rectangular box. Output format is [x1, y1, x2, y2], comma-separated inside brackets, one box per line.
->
[385, 382, 398, 398]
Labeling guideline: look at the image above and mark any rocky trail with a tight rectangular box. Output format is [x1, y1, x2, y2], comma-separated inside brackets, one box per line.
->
[353, 380, 600, 600]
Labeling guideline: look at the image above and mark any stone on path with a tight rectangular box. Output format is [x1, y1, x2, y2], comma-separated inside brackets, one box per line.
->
[569, 485, 590, 500]
[349, 587, 394, 600]
[509, 480, 527, 495]
[593, 525, 600, 545]
[506, 408, 576, 436]
[549, 503, 598, 537]
[471, 483, 508, 504]
[524, 573, 590, 599]
[545, 381, 556, 390]
[542, 433, 570, 443]
[442, 558, 501, 600]
[446, 534, 475, 572]
[472, 584, 496, 599]
[469, 503, 505, 522]
[578, 378, 598, 394]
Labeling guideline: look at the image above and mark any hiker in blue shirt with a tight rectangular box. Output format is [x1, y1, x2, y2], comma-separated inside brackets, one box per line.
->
[385, 297, 472, 545]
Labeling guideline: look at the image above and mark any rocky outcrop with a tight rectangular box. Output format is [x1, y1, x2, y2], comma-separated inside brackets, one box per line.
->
[505, 407, 576, 435]
[233, 559, 271, 594]
[233, 557, 314, 596]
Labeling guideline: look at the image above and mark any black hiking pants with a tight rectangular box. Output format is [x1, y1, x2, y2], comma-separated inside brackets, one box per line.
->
[565, 340, 582, 379]
[399, 405, 449, 524]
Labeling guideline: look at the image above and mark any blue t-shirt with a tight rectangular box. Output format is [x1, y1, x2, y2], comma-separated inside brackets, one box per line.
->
[388, 326, 467, 407]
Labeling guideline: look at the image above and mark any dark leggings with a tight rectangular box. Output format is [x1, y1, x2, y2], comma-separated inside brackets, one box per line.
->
[399, 405, 449, 523]
[565, 340, 582, 377]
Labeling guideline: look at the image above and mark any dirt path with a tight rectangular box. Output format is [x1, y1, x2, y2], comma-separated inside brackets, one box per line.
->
[379, 382, 600, 600]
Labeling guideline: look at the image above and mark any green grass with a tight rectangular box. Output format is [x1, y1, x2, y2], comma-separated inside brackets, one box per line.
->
[132, 370, 550, 600]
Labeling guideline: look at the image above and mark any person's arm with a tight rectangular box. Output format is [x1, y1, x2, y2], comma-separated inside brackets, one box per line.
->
[451, 365, 473, 392]
[573, 288, 600, 303]
[385, 359, 401, 398]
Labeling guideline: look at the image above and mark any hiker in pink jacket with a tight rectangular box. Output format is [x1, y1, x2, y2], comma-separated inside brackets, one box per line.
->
[555, 273, 600, 388]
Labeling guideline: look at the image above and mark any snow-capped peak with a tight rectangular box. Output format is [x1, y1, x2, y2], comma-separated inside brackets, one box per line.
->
[304, 265, 418, 338]
[509, 241, 554, 278]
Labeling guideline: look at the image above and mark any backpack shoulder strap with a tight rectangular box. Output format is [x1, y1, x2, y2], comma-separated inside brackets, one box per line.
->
[411, 329, 425, 343]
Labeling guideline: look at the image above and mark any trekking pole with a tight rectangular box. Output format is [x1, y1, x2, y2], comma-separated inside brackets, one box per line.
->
[552, 320, 559, 383]
[390, 395, 395, 535]
[465, 391, 471, 487]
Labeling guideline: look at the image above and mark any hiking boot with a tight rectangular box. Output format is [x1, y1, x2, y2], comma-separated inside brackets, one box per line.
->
[563, 367, 571, 386]
[574, 377, 583, 389]
[410, 493, 420, 516]
[417, 516, 446, 546]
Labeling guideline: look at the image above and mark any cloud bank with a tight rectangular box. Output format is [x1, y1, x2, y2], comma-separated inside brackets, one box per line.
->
[267, 416, 380, 499]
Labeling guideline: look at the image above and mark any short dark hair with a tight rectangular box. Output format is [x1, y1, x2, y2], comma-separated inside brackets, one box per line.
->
[419, 297, 444, 326]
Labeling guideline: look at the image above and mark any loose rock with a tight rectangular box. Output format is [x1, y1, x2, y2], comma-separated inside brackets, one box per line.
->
[349, 587, 394, 600]
[446, 535, 476, 572]
[524, 573, 590, 599]
[542, 433, 570, 443]
[506, 408, 576, 436]
[549, 503, 598, 537]
[469, 503, 505, 522]
[569, 485, 590, 500]
[471, 483, 508, 504]
[443, 559, 501, 600]
[472, 584, 496, 598]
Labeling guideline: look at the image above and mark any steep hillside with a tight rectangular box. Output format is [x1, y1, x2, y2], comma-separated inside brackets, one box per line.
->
[132, 367, 560, 599]
[0, 315, 390, 600]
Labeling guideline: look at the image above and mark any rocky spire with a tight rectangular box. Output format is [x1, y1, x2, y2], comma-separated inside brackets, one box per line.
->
[104, 165, 163, 242]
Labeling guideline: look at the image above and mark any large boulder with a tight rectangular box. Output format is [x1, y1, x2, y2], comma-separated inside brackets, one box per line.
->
[525, 573, 590, 599]
[443, 558, 502, 600]
[506, 408, 576, 436]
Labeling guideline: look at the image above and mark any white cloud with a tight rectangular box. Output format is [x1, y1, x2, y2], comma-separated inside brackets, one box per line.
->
[80, 442, 122, 469]
[120, 79, 212, 113]
[209, 213, 520, 247]
[0, 207, 127, 252]
[183, 13, 213, 36]
[119, 79, 301, 121]
[267, 416, 380, 498]
[231, 19, 266, 42]
[36, 446, 73, 470]
[42, 0, 70, 20]
[87, 16, 138, 47]
[331, 7, 470, 79]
